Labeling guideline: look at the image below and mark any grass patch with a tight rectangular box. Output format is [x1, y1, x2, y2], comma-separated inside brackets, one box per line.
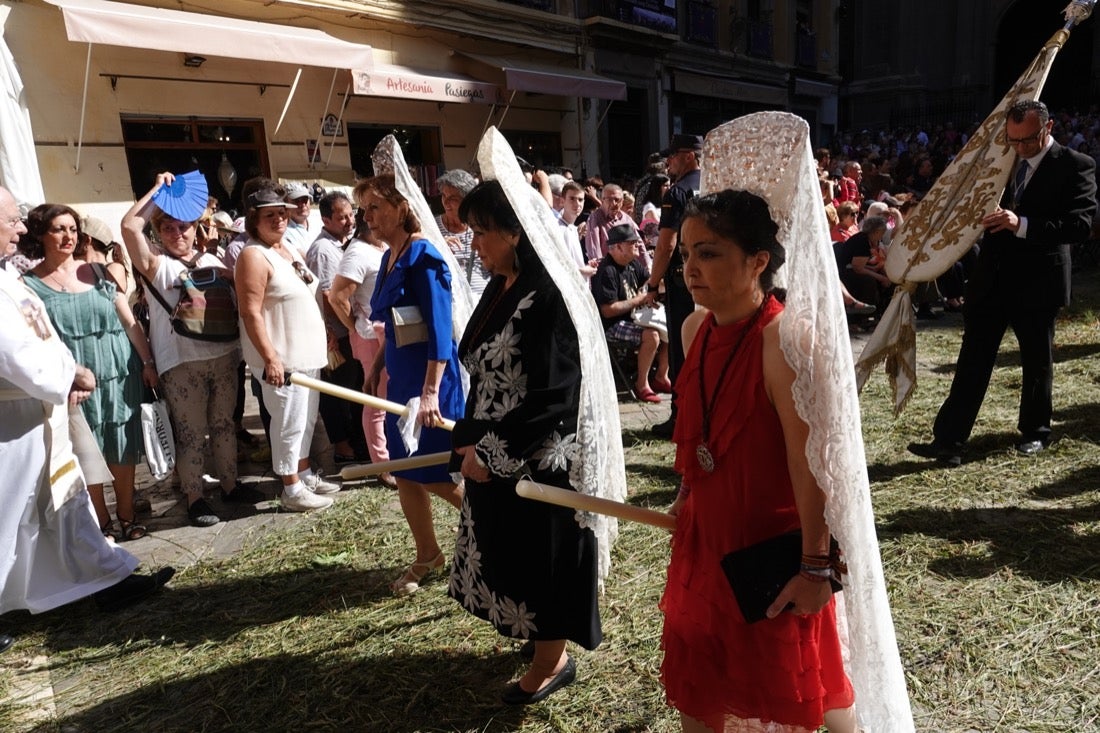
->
[2, 271, 1099, 732]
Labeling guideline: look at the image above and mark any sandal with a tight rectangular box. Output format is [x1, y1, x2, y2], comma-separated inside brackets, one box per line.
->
[633, 386, 662, 404]
[391, 552, 446, 596]
[100, 519, 120, 542]
[117, 517, 148, 542]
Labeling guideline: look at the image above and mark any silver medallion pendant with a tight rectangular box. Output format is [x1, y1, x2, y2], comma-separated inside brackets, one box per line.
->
[696, 443, 715, 473]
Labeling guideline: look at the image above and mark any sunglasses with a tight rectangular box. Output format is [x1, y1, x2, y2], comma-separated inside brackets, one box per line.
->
[292, 260, 314, 285]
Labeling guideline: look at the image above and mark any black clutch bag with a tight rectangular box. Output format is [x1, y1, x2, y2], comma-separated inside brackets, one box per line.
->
[719, 531, 843, 624]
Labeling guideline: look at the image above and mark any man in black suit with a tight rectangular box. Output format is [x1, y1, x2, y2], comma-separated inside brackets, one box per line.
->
[909, 100, 1097, 466]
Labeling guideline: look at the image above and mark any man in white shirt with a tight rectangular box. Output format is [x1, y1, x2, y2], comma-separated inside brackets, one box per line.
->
[282, 182, 313, 257]
[306, 192, 364, 461]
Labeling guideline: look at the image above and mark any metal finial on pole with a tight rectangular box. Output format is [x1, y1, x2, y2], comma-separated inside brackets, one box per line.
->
[1063, 0, 1096, 29]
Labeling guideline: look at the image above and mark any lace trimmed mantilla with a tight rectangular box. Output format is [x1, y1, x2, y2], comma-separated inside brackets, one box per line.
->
[701, 113, 914, 731]
[475, 127, 627, 588]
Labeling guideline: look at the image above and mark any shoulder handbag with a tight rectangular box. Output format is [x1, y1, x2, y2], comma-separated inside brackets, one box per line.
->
[719, 531, 843, 624]
[138, 255, 239, 342]
[391, 305, 429, 347]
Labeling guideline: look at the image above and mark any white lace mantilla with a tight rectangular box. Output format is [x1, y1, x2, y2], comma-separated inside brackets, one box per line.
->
[701, 113, 914, 731]
[371, 135, 475, 343]
[475, 127, 627, 588]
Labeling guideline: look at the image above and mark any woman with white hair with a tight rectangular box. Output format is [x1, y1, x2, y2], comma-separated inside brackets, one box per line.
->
[435, 169, 490, 296]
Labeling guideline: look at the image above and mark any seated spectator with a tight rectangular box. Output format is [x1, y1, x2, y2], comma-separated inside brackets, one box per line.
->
[591, 224, 669, 403]
[836, 160, 863, 210]
[830, 201, 860, 242]
[835, 215, 893, 311]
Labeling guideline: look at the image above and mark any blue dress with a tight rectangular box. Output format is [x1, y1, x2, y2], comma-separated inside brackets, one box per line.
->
[370, 238, 464, 483]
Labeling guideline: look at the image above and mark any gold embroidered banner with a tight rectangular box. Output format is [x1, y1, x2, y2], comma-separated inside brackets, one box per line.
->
[855, 12, 1089, 414]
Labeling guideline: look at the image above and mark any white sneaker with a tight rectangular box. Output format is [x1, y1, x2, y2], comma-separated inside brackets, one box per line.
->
[302, 473, 341, 495]
[281, 488, 334, 512]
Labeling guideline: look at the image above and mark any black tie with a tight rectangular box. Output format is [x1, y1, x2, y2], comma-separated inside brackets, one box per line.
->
[1013, 160, 1029, 206]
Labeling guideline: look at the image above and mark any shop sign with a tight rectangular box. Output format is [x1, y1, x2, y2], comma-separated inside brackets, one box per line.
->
[321, 114, 343, 138]
[353, 69, 504, 105]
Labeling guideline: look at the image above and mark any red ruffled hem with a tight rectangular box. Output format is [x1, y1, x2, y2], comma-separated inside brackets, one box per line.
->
[660, 547, 853, 729]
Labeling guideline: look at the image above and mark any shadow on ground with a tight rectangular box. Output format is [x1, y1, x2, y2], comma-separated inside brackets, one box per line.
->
[6, 565, 426, 653]
[879, 481, 1100, 583]
[27, 649, 540, 733]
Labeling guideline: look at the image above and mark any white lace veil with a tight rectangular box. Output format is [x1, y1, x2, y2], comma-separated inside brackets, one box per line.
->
[371, 135, 476, 340]
[476, 127, 627, 587]
[701, 113, 914, 730]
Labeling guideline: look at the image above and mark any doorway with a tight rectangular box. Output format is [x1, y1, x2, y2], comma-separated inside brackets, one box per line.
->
[120, 117, 268, 217]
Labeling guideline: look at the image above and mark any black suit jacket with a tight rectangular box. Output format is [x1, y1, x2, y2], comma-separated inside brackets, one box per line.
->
[968, 141, 1097, 309]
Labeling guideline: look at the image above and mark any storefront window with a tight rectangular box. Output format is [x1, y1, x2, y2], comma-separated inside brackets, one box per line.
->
[348, 124, 444, 197]
[500, 131, 563, 171]
[120, 117, 269, 214]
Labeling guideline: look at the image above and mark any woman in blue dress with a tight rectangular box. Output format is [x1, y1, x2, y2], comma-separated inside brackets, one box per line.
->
[357, 174, 465, 595]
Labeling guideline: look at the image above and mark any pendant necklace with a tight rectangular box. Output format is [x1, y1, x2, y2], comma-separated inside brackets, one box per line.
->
[695, 295, 768, 472]
[47, 269, 71, 292]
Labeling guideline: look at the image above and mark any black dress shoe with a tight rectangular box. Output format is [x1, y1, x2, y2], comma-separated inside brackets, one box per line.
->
[0, 633, 13, 653]
[1015, 440, 1045, 456]
[907, 440, 963, 467]
[501, 655, 576, 705]
[94, 567, 176, 612]
[650, 418, 675, 440]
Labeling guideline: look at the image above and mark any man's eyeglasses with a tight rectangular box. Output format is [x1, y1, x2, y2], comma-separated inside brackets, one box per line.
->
[1007, 130, 1044, 145]
[292, 260, 314, 285]
[2, 215, 23, 228]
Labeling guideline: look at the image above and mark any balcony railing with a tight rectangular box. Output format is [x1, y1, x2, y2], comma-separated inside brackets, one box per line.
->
[747, 20, 773, 59]
[580, 0, 678, 34]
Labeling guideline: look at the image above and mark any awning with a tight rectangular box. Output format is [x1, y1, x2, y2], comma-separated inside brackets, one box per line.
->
[352, 64, 505, 105]
[673, 71, 787, 107]
[456, 52, 627, 101]
[46, 0, 373, 70]
[44, 0, 374, 169]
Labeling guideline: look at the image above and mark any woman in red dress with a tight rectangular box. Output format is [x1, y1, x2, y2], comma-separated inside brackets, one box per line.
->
[660, 188, 858, 732]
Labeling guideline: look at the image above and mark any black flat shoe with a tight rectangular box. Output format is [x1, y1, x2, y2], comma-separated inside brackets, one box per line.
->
[0, 634, 13, 653]
[188, 498, 221, 527]
[94, 567, 176, 612]
[501, 655, 576, 705]
[907, 440, 963, 468]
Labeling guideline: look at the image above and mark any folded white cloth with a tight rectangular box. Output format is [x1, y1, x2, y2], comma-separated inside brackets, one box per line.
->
[397, 396, 423, 454]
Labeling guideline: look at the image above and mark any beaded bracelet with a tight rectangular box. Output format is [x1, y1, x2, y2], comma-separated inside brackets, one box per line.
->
[799, 570, 831, 583]
[799, 563, 833, 578]
[801, 554, 831, 569]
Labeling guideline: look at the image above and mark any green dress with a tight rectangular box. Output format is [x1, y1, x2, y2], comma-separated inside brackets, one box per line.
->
[24, 271, 144, 465]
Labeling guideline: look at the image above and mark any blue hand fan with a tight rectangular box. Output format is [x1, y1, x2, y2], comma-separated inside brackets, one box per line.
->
[152, 170, 210, 222]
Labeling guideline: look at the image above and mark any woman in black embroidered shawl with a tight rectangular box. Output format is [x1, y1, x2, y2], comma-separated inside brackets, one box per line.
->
[449, 180, 600, 706]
